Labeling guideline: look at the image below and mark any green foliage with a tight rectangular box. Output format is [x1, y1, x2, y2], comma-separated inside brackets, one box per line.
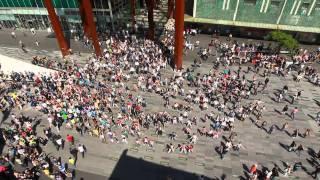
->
[269, 31, 299, 53]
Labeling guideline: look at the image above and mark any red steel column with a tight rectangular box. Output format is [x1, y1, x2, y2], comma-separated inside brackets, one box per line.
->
[78, 0, 89, 37]
[44, 0, 69, 57]
[145, 0, 155, 40]
[167, 0, 174, 19]
[174, 0, 184, 69]
[79, 0, 102, 57]
[130, 0, 136, 33]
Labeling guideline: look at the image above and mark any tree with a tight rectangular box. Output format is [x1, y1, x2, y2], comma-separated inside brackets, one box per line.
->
[268, 31, 299, 55]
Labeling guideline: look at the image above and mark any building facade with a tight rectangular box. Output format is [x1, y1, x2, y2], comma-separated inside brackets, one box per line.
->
[186, 0, 320, 43]
[0, 0, 128, 32]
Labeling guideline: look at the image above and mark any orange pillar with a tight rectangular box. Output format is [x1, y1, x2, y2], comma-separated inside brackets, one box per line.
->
[130, 0, 136, 33]
[44, 0, 69, 57]
[78, 0, 101, 57]
[145, 0, 155, 40]
[78, 0, 89, 37]
[174, 0, 184, 69]
[167, 0, 174, 19]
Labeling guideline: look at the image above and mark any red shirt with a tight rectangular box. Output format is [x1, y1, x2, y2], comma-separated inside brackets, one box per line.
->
[135, 105, 141, 111]
[250, 165, 257, 174]
[66, 135, 74, 142]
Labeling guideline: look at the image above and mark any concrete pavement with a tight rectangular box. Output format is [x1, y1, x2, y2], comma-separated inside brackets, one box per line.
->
[0, 33, 319, 180]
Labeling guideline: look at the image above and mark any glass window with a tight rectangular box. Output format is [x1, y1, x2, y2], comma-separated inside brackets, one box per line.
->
[22, 0, 32, 7]
[244, 0, 257, 5]
[37, 0, 44, 7]
[271, 0, 281, 8]
[52, 0, 68, 8]
[314, 3, 320, 10]
[0, 0, 5, 7]
[70, 0, 79, 8]
[29, 0, 39, 7]
[93, 0, 102, 9]
[300, 3, 310, 15]
[102, 0, 109, 9]
[7, 0, 15, 7]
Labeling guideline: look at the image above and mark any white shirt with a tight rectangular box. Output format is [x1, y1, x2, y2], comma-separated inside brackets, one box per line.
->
[56, 138, 62, 145]
[78, 146, 85, 152]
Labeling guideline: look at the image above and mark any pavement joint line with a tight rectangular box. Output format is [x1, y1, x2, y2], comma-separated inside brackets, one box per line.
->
[0, 35, 319, 179]
[144, 155, 154, 160]
[155, 141, 165, 144]
[129, 147, 139, 152]
[160, 161, 170, 166]
[111, 157, 119, 161]
[178, 156, 188, 161]
[146, 148, 155, 152]
[195, 162, 205, 166]
[204, 166, 213, 170]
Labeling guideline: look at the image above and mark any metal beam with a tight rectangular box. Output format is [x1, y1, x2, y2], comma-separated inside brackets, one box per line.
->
[294, 0, 302, 15]
[233, 0, 240, 21]
[78, 0, 102, 57]
[44, 0, 69, 57]
[277, 0, 287, 24]
[260, 0, 266, 13]
[192, 0, 197, 17]
[107, 0, 114, 31]
[264, 0, 270, 13]
[145, 0, 155, 40]
[174, 0, 184, 70]
[308, 0, 317, 16]
[290, 0, 298, 15]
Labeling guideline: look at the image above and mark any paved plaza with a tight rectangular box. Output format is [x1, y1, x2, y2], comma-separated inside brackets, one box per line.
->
[0, 30, 319, 180]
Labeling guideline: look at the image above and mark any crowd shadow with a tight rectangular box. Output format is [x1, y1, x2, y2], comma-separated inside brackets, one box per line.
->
[109, 149, 212, 180]
[0, 108, 11, 126]
[307, 147, 318, 159]
[0, 129, 5, 154]
[283, 130, 292, 137]
[279, 142, 289, 151]
[307, 114, 315, 120]
[313, 99, 320, 107]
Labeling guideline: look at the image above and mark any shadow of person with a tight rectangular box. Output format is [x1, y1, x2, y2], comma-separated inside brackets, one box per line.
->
[0, 108, 11, 125]
[307, 147, 318, 158]
[279, 142, 289, 151]
[241, 166, 251, 179]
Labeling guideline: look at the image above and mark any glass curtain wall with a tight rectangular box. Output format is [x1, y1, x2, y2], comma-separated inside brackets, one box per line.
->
[0, 0, 117, 31]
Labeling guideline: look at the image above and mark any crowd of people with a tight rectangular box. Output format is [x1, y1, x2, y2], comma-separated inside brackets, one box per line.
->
[0, 26, 319, 180]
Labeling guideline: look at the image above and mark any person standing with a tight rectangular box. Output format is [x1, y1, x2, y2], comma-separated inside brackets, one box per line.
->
[271, 164, 280, 179]
[291, 107, 298, 120]
[11, 31, 16, 39]
[288, 141, 297, 152]
[281, 104, 289, 114]
[262, 77, 269, 90]
[30, 28, 36, 35]
[190, 133, 198, 144]
[268, 124, 275, 134]
[281, 122, 289, 131]
[277, 92, 283, 103]
[78, 144, 86, 158]
[66, 134, 74, 146]
[69, 147, 78, 162]
[55, 136, 64, 151]
[292, 92, 298, 104]
[249, 164, 258, 178]
[295, 144, 304, 157]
